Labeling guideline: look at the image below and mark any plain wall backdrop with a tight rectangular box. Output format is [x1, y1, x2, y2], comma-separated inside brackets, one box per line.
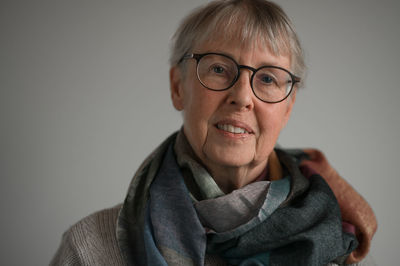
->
[1, 0, 399, 265]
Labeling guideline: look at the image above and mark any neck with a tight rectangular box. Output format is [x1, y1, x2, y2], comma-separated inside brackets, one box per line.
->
[206, 160, 268, 194]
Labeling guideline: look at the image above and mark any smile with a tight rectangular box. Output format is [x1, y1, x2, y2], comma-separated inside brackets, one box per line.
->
[216, 124, 249, 134]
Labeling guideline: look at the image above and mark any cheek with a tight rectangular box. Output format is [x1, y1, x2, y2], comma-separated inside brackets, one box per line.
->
[182, 85, 220, 153]
[183, 88, 214, 129]
[255, 105, 289, 156]
[257, 119, 280, 151]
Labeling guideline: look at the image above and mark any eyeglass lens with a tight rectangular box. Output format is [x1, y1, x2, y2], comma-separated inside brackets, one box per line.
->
[196, 54, 293, 103]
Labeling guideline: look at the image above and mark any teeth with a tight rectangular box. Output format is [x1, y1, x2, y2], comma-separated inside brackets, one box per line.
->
[217, 124, 248, 134]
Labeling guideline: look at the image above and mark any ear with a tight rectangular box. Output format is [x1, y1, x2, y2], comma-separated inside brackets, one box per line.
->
[169, 66, 185, 111]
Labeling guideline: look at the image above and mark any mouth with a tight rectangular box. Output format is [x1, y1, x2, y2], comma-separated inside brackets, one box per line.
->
[215, 121, 254, 135]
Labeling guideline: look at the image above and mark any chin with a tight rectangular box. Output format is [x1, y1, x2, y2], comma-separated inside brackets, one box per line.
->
[204, 148, 254, 169]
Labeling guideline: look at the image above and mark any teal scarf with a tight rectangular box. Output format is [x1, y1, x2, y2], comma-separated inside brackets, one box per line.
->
[117, 131, 357, 265]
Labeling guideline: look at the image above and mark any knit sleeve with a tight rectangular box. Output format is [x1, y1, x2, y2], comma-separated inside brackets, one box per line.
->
[50, 205, 125, 266]
[50, 228, 84, 266]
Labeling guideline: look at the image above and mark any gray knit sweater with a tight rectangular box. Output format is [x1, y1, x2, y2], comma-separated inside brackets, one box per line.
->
[50, 205, 376, 266]
[51, 205, 125, 265]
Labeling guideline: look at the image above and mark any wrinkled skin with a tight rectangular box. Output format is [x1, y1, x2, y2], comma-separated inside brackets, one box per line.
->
[170, 39, 296, 193]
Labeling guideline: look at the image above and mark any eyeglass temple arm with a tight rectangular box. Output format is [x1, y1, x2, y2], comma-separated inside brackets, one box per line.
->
[178, 54, 195, 64]
[293, 76, 301, 84]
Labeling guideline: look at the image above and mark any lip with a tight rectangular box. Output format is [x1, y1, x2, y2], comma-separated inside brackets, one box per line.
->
[214, 119, 254, 135]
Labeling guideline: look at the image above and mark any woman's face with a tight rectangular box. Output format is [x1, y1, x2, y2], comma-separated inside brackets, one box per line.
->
[170, 38, 296, 174]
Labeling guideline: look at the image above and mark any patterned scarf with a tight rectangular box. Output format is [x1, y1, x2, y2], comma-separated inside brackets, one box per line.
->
[117, 131, 357, 265]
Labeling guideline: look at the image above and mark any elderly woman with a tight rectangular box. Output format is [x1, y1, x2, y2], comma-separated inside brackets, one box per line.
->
[51, 0, 377, 265]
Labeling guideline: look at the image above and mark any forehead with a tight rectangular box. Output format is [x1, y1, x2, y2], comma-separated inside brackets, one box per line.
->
[193, 36, 291, 68]
[193, 12, 292, 56]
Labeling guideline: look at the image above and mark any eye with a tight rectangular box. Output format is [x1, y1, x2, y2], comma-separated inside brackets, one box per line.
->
[212, 65, 225, 74]
[260, 75, 274, 84]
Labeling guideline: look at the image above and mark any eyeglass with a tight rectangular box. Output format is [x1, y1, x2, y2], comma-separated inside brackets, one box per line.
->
[180, 52, 300, 103]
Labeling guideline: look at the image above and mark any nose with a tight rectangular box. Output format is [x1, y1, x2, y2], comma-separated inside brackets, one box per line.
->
[225, 67, 255, 110]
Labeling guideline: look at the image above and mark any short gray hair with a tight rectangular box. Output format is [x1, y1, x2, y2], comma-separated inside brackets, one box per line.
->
[170, 0, 306, 87]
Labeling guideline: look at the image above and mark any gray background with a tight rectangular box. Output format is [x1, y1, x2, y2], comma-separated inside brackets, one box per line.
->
[1, 0, 399, 265]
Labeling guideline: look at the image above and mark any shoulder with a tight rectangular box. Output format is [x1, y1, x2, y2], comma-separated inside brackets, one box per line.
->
[279, 147, 377, 265]
[50, 204, 126, 265]
[69, 204, 122, 239]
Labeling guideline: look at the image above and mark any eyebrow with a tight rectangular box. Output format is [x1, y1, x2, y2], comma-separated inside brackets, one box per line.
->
[202, 49, 283, 68]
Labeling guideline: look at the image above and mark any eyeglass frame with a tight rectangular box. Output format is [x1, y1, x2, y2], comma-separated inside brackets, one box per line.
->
[179, 52, 301, 103]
